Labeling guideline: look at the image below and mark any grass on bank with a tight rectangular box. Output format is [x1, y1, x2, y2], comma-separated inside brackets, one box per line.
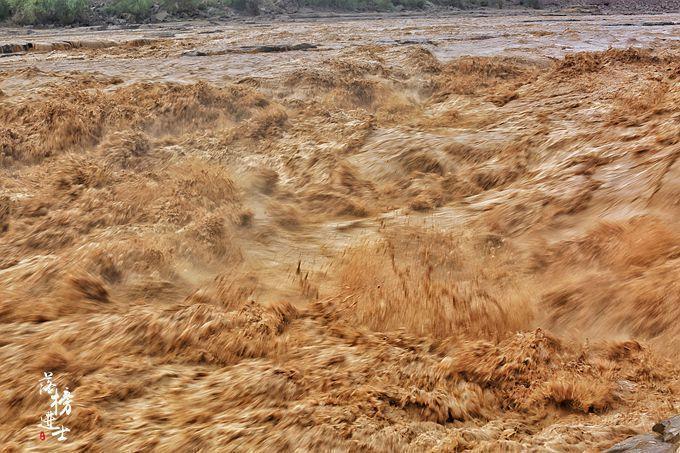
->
[0, 0, 88, 24]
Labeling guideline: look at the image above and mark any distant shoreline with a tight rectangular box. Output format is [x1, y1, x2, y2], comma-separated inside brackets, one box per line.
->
[1, 1, 679, 28]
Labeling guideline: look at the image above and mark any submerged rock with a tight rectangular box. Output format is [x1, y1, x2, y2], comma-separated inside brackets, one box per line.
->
[244, 43, 317, 53]
[182, 49, 208, 57]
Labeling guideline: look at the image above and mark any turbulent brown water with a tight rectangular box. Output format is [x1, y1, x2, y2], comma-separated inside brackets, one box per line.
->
[1, 12, 680, 451]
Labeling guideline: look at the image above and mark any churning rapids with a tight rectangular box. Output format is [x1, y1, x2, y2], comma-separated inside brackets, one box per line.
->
[1, 12, 679, 451]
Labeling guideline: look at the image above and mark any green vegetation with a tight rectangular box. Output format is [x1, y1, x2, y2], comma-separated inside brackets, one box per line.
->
[105, 0, 224, 20]
[106, 0, 221, 20]
[0, 0, 87, 24]
[105, 0, 152, 19]
[0, 0, 11, 20]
